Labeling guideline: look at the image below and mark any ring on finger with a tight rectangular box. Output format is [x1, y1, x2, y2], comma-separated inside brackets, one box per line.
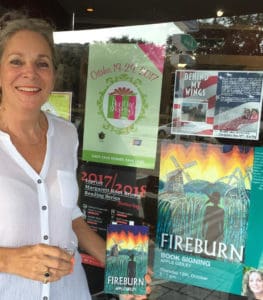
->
[43, 267, 50, 283]
[44, 271, 50, 278]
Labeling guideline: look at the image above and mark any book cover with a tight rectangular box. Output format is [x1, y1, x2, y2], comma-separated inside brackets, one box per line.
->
[154, 141, 263, 295]
[104, 224, 149, 295]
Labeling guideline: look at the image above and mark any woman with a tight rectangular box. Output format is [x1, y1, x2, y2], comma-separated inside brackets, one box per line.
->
[243, 269, 263, 300]
[0, 10, 106, 299]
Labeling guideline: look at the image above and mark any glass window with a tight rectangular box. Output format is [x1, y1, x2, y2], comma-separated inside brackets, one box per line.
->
[53, 13, 263, 299]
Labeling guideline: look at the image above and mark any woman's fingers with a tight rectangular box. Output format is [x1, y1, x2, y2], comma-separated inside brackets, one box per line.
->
[9, 244, 74, 283]
[120, 269, 153, 300]
[35, 244, 74, 282]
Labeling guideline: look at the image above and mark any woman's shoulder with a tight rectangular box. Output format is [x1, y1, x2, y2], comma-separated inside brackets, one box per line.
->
[44, 111, 78, 135]
[44, 111, 74, 126]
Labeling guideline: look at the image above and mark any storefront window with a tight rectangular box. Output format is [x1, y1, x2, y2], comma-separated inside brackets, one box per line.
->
[52, 13, 263, 299]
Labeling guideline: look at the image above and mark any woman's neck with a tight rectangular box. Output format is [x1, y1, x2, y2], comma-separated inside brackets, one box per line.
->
[0, 106, 46, 145]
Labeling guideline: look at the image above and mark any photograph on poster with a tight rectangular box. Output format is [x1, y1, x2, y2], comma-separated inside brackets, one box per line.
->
[181, 102, 207, 122]
[242, 268, 263, 300]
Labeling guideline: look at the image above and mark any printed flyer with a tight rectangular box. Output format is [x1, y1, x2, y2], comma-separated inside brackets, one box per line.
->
[154, 141, 263, 295]
[172, 70, 263, 140]
[82, 43, 165, 169]
[42, 91, 72, 121]
[78, 161, 147, 266]
[104, 224, 149, 295]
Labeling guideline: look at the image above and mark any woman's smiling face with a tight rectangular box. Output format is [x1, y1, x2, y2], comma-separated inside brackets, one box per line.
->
[249, 271, 263, 295]
[0, 29, 55, 112]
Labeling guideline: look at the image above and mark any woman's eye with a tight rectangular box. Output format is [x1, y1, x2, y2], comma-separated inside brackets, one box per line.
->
[10, 59, 23, 66]
[37, 61, 49, 68]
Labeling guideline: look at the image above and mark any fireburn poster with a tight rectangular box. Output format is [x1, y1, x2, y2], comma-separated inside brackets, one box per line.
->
[82, 43, 165, 169]
[154, 141, 263, 295]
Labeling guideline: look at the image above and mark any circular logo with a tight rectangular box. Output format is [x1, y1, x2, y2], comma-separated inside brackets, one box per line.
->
[103, 81, 142, 129]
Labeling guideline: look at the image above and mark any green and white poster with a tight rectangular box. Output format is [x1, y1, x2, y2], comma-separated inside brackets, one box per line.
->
[154, 142, 263, 296]
[82, 43, 165, 169]
[42, 91, 72, 121]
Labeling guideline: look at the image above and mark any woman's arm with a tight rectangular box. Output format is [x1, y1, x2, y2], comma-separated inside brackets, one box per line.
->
[72, 217, 106, 266]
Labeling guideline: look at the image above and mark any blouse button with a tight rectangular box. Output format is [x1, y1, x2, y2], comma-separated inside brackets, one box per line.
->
[43, 235, 49, 240]
[37, 179, 42, 184]
[42, 205, 47, 210]
[43, 297, 48, 300]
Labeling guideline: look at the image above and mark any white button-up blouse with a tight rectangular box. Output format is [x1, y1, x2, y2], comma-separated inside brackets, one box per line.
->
[0, 112, 91, 300]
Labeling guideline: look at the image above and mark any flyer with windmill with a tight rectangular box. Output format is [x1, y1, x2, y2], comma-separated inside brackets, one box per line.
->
[104, 224, 149, 295]
[154, 141, 263, 295]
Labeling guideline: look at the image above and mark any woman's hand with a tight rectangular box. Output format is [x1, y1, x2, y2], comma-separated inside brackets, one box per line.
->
[119, 268, 152, 300]
[3, 243, 73, 283]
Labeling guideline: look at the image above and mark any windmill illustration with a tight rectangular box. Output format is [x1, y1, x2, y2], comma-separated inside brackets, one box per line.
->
[212, 166, 251, 252]
[109, 238, 124, 257]
[166, 155, 197, 196]
[216, 167, 250, 204]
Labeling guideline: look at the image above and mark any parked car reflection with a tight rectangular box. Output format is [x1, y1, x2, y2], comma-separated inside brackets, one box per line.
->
[158, 123, 173, 138]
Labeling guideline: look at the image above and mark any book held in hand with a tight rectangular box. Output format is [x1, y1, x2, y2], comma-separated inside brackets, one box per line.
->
[104, 223, 149, 295]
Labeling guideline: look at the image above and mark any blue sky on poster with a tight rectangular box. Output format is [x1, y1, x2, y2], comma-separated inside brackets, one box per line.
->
[53, 22, 183, 45]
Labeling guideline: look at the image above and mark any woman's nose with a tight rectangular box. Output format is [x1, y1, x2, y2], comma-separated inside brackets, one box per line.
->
[22, 63, 37, 78]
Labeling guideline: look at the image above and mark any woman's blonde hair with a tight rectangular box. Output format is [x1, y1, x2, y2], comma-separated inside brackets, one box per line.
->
[0, 10, 57, 69]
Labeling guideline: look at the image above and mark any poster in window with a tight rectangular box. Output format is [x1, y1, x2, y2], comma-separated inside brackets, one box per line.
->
[154, 141, 263, 295]
[42, 91, 72, 121]
[78, 161, 147, 266]
[172, 70, 263, 140]
[82, 43, 165, 169]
